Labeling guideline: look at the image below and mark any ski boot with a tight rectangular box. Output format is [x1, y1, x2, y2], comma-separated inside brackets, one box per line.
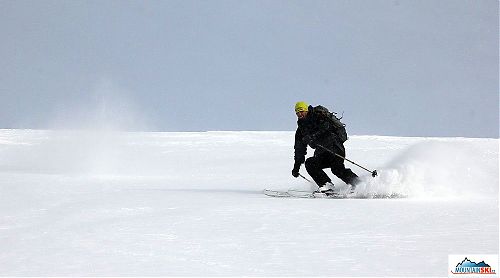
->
[348, 176, 361, 194]
[317, 182, 335, 195]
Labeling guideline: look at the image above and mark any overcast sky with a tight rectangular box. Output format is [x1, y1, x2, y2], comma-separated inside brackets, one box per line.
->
[1, 0, 498, 137]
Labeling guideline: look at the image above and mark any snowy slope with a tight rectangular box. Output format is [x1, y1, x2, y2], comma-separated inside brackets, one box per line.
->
[0, 129, 497, 276]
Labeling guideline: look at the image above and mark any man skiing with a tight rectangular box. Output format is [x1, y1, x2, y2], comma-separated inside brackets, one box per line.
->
[292, 101, 359, 194]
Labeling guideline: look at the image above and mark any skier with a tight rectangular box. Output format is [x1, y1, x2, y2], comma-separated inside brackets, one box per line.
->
[292, 101, 359, 194]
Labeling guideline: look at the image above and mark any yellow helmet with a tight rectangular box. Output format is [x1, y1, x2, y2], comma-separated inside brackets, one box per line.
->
[294, 101, 309, 113]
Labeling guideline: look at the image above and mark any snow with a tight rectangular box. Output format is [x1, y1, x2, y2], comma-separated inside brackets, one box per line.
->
[0, 129, 498, 276]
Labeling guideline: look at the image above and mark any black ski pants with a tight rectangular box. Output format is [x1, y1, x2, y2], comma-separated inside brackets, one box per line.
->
[305, 150, 359, 187]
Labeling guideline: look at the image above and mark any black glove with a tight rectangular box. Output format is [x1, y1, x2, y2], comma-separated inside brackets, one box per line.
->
[292, 162, 301, 178]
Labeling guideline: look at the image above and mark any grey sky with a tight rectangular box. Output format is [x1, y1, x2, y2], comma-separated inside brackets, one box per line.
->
[1, 0, 498, 137]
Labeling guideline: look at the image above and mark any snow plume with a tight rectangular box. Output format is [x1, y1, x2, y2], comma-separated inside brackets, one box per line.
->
[354, 139, 498, 200]
[48, 79, 153, 132]
[23, 80, 158, 174]
[0, 130, 122, 175]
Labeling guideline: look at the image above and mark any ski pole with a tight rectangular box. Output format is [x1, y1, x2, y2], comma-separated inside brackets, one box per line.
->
[298, 173, 313, 183]
[316, 144, 378, 177]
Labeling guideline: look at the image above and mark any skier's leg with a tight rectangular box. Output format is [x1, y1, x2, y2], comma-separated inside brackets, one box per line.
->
[305, 155, 332, 186]
[331, 155, 360, 185]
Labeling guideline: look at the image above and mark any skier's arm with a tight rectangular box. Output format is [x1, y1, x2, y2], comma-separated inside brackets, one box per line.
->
[292, 129, 307, 177]
[294, 128, 307, 164]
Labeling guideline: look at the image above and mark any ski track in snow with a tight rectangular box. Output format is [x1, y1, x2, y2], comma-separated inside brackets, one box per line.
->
[0, 129, 497, 276]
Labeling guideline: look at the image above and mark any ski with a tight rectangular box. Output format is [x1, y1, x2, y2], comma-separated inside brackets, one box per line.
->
[263, 189, 348, 199]
[262, 189, 293, 198]
[263, 189, 407, 199]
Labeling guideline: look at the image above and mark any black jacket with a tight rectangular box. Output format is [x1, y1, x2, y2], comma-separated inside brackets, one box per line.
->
[294, 105, 345, 164]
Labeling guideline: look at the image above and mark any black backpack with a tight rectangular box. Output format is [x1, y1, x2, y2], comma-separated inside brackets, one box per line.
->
[314, 105, 348, 143]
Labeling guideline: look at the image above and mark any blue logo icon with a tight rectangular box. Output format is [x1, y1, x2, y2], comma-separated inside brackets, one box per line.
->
[451, 257, 496, 275]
